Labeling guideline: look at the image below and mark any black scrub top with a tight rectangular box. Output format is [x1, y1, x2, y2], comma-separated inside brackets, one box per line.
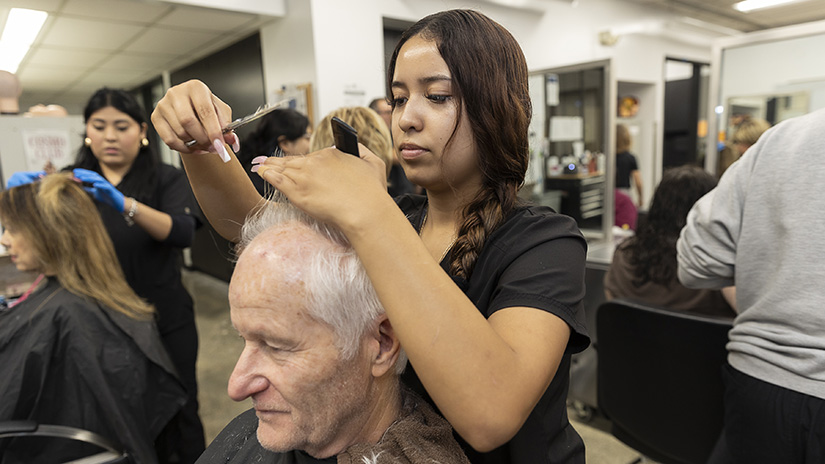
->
[97, 164, 200, 335]
[396, 194, 590, 464]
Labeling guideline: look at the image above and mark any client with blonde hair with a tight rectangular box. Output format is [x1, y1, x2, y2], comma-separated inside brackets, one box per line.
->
[0, 173, 185, 464]
[310, 106, 394, 178]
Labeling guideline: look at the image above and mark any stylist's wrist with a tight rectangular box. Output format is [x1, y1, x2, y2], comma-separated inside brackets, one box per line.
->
[339, 193, 398, 240]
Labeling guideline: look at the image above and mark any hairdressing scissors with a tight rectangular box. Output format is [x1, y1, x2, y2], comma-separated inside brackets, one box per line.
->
[184, 99, 292, 147]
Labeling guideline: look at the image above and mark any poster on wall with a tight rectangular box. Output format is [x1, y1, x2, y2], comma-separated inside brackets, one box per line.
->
[21, 129, 74, 171]
[273, 83, 314, 125]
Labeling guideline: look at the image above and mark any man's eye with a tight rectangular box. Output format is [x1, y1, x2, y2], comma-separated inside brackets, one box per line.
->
[264, 343, 285, 353]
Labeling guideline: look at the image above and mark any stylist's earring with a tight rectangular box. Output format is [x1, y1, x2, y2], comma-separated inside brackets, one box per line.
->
[84, 137, 92, 147]
[141, 137, 149, 147]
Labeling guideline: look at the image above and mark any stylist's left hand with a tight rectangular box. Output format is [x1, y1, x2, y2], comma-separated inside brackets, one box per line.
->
[73, 168, 125, 212]
[254, 143, 389, 230]
[6, 170, 46, 189]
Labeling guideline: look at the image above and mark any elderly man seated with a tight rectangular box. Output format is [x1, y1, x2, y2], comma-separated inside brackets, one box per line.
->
[196, 199, 468, 464]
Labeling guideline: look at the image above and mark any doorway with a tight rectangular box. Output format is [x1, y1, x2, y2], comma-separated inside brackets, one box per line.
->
[663, 58, 709, 169]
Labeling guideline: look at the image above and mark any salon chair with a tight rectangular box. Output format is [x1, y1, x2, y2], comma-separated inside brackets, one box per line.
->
[0, 421, 132, 463]
[596, 299, 732, 464]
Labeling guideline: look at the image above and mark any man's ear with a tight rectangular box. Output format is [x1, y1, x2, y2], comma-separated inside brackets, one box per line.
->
[370, 314, 401, 378]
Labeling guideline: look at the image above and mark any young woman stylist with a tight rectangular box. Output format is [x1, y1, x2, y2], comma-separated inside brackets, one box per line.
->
[152, 9, 589, 463]
[71, 88, 205, 463]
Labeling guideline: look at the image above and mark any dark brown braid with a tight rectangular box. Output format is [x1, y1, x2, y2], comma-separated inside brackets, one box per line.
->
[386, 10, 532, 279]
[451, 185, 521, 279]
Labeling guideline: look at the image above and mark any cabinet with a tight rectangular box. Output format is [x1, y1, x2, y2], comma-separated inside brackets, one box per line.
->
[544, 173, 605, 230]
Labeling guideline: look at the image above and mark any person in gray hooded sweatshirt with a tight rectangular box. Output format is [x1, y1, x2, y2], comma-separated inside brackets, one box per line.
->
[677, 108, 825, 463]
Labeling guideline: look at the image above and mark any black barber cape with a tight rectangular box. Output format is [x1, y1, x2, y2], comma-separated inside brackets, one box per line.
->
[198, 387, 470, 464]
[0, 277, 186, 464]
[196, 409, 335, 464]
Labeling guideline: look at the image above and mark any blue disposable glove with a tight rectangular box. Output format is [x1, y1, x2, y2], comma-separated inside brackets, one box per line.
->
[72, 168, 125, 212]
[6, 170, 46, 189]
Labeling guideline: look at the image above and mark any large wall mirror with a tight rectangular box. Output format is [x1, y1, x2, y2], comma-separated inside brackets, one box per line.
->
[525, 60, 614, 240]
[708, 20, 825, 172]
[726, 92, 809, 130]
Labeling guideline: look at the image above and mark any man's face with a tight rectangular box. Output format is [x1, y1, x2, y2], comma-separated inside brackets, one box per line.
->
[227, 224, 375, 458]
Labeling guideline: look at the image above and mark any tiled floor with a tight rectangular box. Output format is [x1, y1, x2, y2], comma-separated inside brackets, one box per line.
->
[184, 269, 646, 463]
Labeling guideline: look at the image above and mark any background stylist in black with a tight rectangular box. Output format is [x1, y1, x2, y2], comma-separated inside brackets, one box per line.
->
[68, 87, 205, 463]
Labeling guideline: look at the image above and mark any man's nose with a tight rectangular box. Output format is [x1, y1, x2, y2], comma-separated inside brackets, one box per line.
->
[227, 346, 268, 402]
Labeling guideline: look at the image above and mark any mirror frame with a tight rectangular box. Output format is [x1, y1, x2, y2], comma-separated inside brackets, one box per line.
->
[528, 59, 615, 242]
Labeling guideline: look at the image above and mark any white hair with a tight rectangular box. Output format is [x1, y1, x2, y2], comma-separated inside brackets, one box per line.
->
[238, 194, 406, 374]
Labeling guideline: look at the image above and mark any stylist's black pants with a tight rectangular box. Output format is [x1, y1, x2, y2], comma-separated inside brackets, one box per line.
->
[709, 364, 825, 464]
[157, 321, 205, 464]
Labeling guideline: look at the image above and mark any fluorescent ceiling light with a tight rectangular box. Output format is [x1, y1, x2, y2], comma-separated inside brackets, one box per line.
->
[733, 0, 808, 13]
[0, 8, 48, 73]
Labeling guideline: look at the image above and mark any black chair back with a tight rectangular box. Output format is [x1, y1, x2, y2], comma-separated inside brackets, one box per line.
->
[596, 299, 732, 464]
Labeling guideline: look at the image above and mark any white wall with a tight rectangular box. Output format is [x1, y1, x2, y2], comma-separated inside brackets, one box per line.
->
[308, 0, 390, 119]
[259, 0, 317, 115]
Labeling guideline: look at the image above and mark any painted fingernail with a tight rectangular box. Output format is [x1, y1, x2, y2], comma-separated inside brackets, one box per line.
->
[251, 156, 268, 165]
[213, 139, 231, 163]
[251, 164, 260, 172]
[232, 135, 241, 153]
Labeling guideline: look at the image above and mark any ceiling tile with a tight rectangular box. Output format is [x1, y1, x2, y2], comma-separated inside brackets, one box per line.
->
[156, 6, 257, 32]
[16, 65, 87, 86]
[626, 0, 825, 32]
[61, 0, 173, 23]
[69, 69, 155, 93]
[98, 52, 177, 72]
[23, 46, 112, 70]
[745, 2, 825, 27]
[123, 26, 220, 54]
[40, 16, 145, 51]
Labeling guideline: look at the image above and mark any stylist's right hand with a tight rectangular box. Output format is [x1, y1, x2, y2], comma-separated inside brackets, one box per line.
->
[151, 79, 238, 158]
[72, 168, 124, 212]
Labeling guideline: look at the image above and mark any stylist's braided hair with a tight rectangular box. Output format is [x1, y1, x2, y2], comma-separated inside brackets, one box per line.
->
[386, 9, 531, 279]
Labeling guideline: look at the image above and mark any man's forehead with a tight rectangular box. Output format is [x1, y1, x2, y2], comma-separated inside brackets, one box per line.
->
[229, 224, 312, 324]
[230, 221, 327, 292]
[251, 221, 318, 250]
[244, 222, 325, 264]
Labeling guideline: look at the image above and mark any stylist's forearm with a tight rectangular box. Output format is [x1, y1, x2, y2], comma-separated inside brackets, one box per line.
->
[180, 148, 262, 242]
[129, 199, 172, 241]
